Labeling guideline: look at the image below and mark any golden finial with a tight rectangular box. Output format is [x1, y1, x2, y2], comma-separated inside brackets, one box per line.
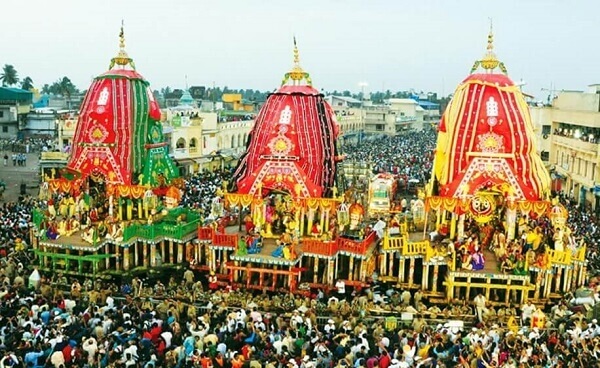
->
[470, 19, 507, 74]
[110, 20, 135, 70]
[282, 37, 312, 86]
[119, 20, 126, 50]
[486, 19, 494, 52]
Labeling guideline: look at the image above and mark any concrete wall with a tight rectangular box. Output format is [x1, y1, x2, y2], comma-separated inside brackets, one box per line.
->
[0, 106, 17, 123]
[218, 119, 253, 153]
[553, 91, 600, 112]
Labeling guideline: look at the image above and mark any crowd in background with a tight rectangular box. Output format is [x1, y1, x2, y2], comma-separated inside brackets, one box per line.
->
[179, 169, 235, 221]
[343, 130, 437, 185]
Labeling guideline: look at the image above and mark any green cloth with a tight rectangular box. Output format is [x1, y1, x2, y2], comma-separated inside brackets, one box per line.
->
[237, 238, 248, 256]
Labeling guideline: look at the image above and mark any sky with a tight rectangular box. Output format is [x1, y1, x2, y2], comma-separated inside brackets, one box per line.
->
[2, 0, 599, 100]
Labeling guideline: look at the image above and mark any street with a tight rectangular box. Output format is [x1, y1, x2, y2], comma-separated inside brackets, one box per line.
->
[0, 152, 41, 202]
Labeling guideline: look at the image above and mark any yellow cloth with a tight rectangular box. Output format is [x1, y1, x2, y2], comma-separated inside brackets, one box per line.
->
[418, 345, 430, 359]
[526, 232, 537, 245]
[283, 246, 291, 260]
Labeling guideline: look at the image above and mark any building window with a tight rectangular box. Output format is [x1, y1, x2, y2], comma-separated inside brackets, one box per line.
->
[561, 152, 568, 170]
[540, 151, 549, 161]
[542, 125, 551, 135]
[189, 138, 197, 153]
[0, 111, 4, 118]
[1, 126, 7, 133]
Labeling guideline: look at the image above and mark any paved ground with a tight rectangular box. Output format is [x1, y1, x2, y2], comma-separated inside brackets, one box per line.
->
[0, 152, 41, 202]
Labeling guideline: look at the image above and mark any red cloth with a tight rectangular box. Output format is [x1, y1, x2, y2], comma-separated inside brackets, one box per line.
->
[379, 354, 391, 368]
[150, 325, 162, 344]
[62, 345, 73, 363]
[156, 339, 166, 356]
[208, 275, 218, 290]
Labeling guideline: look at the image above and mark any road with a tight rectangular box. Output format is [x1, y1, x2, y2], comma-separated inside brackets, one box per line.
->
[0, 152, 41, 202]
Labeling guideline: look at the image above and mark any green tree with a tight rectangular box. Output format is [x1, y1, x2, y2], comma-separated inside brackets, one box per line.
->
[41, 84, 51, 94]
[0, 64, 19, 86]
[20, 76, 34, 91]
[48, 77, 78, 109]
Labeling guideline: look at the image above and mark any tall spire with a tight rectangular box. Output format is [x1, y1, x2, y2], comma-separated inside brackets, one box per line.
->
[281, 37, 312, 86]
[470, 19, 507, 75]
[293, 36, 300, 67]
[110, 20, 135, 70]
[480, 19, 499, 71]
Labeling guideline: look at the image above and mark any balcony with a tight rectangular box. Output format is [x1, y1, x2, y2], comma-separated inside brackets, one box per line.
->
[553, 135, 598, 156]
[337, 231, 377, 255]
[395, 116, 417, 124]
[302, 238, 337, 257]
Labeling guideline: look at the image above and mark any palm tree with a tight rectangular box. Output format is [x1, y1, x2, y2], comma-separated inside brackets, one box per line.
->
[20, 76, 33, 91]
[0, 64, 19, 86]
[58, 76, 77, 110]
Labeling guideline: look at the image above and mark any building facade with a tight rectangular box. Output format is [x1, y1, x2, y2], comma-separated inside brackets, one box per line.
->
[162, 90, 255, 174]
[360, 98, 437, 136]
[0, 87, 33, 138]
[325, 96, 364, 144]
[25, 109, 57, 137]
[530, 85, 600, 211]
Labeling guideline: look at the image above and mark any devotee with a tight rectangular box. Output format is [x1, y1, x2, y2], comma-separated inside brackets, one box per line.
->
[474, 292, 487, 323]
[373, 217, 387, 239]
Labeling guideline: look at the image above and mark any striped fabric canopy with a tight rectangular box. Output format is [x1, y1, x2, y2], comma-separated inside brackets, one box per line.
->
[433, 73, 550, 201]
[233, 85, 340, 198]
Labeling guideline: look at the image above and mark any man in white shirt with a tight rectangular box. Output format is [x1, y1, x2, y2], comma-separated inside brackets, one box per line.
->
[290, 310, 303, 328]
[335, 279, 346, 300]
[521, 301, 536, 324]
[250, 308, 262, 323]
[324, 319, 336, 334]
[373, 218, 387, 239]
[473, 293, 487, 322]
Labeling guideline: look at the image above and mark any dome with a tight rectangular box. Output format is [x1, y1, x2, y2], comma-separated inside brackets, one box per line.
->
[431, 28, 550, 202]
[179, 89, 196, 106]
[232, 39, 340, 198]
[66, 25, 178, 187]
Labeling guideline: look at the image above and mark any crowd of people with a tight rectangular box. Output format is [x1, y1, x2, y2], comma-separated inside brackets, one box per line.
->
[0, 265, 596, 368]
[343, 130, 437, 186]
[179, 169, 235, 221]
[1, 129, 600, 367]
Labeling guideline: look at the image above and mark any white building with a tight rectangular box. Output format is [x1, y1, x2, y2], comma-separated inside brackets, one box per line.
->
[530, 84, 600, 210]
[325, 95, 361, 109]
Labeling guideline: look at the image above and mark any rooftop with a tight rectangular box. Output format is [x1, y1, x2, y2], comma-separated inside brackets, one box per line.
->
[328, 95, 361, 104]
[0, 87, 33, 102]
[417, 100, 440, 108]
[387, 98, 418, 104]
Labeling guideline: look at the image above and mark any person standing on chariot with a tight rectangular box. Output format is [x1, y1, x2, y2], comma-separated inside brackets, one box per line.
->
[208, 271, 218, 290]
[243, 212, 254, 235]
